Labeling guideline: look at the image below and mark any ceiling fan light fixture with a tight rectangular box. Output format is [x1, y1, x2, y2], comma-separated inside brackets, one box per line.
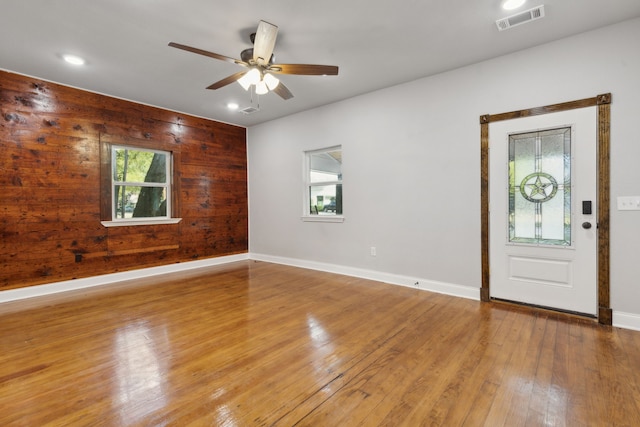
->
[247, 68, 261, 85]
[237, 76, 251, 91]
[255, 80, 269, 95]
[263, 73, 280, 90]
[238, 68, 261, 90]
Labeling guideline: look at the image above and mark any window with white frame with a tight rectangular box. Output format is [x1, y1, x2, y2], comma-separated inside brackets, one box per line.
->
[99, 134, 181, 228]
[305, 146, 342, 217]
[112, 145, 171, 221]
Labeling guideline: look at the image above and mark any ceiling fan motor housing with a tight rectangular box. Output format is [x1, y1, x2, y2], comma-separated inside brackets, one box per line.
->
[241, 48, 274, 65]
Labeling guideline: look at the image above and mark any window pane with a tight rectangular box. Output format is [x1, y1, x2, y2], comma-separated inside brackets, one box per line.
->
[508, 127, 571, 246]
[310, 171, 339, 183]
[309, 184, 342, 215]
[114, 148, 167, 184]
[309, 150, 342, 183]
[306, 147, 342, 217]
[114, 185, 167, 219]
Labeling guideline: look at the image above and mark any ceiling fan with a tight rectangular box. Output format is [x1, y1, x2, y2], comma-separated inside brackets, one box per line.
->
[169, 20, 339, 100]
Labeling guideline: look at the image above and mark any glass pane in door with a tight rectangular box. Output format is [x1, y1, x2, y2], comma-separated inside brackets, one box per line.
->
[508, 127, 571, 246]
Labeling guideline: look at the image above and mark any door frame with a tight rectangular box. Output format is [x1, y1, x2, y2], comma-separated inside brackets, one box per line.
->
[480, 94, 612, 325]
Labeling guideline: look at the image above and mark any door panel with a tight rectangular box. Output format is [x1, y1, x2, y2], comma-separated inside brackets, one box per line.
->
[509, 256, 571, 286]
[489, 108, 597, 315]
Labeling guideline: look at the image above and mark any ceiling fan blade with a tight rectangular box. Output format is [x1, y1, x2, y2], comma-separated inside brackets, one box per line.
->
[272, 81, 294, 100]
[269, 64, 339, 76]
[253, 21, 278, 66]
[206, 71, 248, 90]
[169, 42, 244, 65]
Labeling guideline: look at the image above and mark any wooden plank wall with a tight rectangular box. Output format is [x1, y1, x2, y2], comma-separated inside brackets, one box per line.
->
[0, 70, 248, 291]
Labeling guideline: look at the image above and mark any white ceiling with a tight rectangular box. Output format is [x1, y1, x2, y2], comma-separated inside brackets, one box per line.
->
[1, 1, 639, 128]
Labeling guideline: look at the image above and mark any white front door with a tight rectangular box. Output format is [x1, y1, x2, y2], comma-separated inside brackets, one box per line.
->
[489, 108, 597, 315]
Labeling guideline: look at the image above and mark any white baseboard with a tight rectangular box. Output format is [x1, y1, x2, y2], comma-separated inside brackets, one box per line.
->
[0, 254, 249, 304]
[250, 253, 480, 301]
[613, 311, 640, 332]
[7, 253, 639, 332]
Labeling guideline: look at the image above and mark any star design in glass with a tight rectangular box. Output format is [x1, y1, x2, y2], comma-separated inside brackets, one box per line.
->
[519, 172, 559, 203]
[526, 175, 552, 198]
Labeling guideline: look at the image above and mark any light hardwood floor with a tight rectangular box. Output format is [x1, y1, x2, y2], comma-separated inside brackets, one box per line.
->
[1, 261, 639, 426]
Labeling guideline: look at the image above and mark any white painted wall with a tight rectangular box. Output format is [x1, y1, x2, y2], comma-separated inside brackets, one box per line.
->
[248, 18, 640, 323]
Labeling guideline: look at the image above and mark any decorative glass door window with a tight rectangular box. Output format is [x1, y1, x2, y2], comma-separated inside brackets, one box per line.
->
[508, 127, 571, 246]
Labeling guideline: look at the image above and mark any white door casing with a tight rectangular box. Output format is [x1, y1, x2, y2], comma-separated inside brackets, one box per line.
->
[489, 108, 597, 315]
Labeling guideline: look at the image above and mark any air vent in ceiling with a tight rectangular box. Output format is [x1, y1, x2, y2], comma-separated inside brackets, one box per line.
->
[240, 106, 260, 114]
[496, 5, 545, 31]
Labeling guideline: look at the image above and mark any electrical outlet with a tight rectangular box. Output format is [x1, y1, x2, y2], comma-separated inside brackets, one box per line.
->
[617, 196, 640, 211]
[370, 246, 376, 256]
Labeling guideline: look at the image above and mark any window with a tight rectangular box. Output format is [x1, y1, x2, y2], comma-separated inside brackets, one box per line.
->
[304, 146, 343, 221]
[508, 127, 571, 246]
[112, 146, 170, 220]
[100, 135, 181, 227]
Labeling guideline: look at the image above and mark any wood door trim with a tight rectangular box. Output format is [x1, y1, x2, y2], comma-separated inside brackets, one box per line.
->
[480, 94, 612, 325]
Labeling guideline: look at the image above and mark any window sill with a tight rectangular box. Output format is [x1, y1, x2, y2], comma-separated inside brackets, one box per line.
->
[301, 215, 345, 223]
[101, 218, 182, 227]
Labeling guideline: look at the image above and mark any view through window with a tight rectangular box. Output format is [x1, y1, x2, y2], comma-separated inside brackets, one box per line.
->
[306, 146, 342, 216]
[112, 146, 171, 220]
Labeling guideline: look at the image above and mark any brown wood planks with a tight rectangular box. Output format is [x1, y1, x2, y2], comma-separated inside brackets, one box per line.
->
[0, 70, 247, 290]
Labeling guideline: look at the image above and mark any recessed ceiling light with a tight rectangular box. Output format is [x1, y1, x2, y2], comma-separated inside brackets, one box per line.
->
[227, 102, 239, 110]
[502, 0, 526, 10]
[62, 54, 86, 65]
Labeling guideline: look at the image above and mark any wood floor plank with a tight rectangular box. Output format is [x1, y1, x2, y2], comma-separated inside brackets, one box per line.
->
[545, 316, 570, 427]
[298, 295, 462, 426]
[603, 328, 640, 426]
[386, 301, 498, 426]
[563, 318, 590, 426]
[435, 305, 511, 426]
[524, 313, 558, 426]
[500, 312, 548, 425]
[1, 261, 640, 426]
[470, 307, 533, 426]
